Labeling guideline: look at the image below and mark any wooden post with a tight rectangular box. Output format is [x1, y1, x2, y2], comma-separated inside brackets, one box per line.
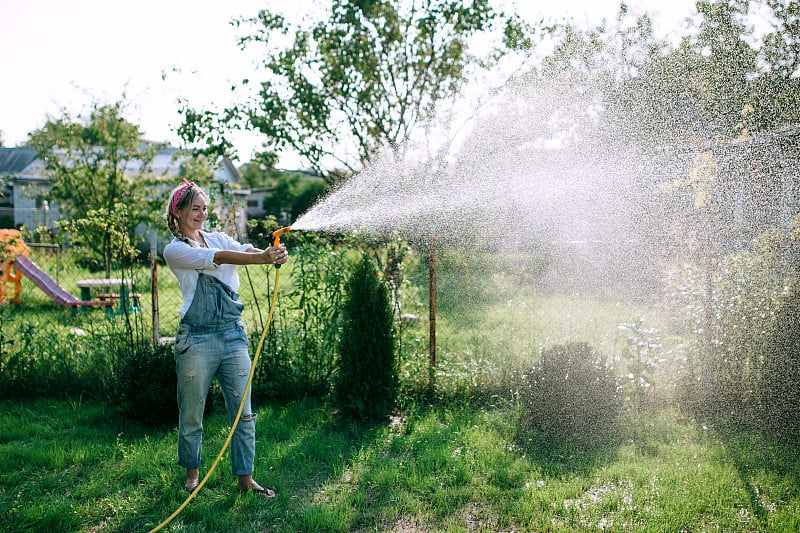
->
[703, 234, 714, 385]
[151, 234, 160, 346]
[428, 233, 436, 394]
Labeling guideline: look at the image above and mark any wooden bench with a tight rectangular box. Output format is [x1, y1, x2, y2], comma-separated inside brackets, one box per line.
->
[76, 278, 140, 316]
[97, 292, 142, 301]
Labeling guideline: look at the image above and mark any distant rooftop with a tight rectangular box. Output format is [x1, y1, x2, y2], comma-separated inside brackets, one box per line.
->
[0, 147, 38, 174]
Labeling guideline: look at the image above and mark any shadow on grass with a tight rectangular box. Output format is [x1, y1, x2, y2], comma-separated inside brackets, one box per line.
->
[719, 429, 800, 525]
[0, 398, 176, 533]
[3, 394, 622, 532]
[514, 422, 621, 478]
[114, 397, 386, 532]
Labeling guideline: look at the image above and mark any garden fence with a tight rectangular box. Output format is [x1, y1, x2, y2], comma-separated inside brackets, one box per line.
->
[4, 243, 278, 345]
[2, 234, 354, 401]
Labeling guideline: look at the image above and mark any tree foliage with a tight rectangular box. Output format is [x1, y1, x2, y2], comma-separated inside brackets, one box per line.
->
[756, 0, 800, 126]
[56, 203, 139, 272]
[26, 100, 161, 272]
[26, 101, 155, 220]
[530, 0, 800, 147]
[260, 173, 329, 222]
[179, 0, 531, 183]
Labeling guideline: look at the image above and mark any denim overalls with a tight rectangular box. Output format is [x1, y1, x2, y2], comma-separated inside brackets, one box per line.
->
[174, 273, 256, 476]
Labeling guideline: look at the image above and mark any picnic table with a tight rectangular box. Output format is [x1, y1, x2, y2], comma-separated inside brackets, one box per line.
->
[75, 278, 141, 317]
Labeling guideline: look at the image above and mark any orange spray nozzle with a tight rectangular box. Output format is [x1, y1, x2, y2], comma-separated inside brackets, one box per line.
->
[270, 226, 291, 269]
[271, 226, 291, 246]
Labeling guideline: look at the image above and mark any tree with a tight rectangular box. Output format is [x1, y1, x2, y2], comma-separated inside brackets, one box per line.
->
[533, 1, 790, 145]
[27, 101, 157, 220]
[179, 0, 532, 184]
[238, 151, 283, 189]
[513, 4, 686, 148]
[753, 0, 800, 127]
[761, 0, 800, 79]
[26, 100, 161, 272]
[260, 172, 329, 222]
[691, 0, 759, 138]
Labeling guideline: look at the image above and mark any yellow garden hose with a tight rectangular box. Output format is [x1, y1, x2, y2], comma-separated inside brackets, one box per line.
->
[150, 227, 290, 533]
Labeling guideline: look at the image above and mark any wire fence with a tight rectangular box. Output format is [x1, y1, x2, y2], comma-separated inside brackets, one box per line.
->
[2, 242, 279, 344]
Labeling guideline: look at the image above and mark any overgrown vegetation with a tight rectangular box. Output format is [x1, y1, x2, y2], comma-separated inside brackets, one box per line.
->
[245, 230, 357, 400]
[0, 312, 127, 399]
[670, 227, 800, 435]
[761, 270, 800, 440]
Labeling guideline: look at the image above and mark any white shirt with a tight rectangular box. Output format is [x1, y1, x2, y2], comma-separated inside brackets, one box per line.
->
[163, 231, 253, 318]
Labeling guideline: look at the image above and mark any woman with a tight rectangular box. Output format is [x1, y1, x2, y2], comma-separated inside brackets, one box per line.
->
[163, 179, 286, 498]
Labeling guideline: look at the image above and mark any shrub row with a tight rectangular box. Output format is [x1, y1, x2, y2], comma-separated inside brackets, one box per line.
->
[0, 244, 402, 426]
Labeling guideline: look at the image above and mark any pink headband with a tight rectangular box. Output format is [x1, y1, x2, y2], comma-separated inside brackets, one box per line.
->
[169, 178, 197, 217]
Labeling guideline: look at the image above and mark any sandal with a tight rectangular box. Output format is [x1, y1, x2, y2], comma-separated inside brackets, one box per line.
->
[240, 486, 276, 499]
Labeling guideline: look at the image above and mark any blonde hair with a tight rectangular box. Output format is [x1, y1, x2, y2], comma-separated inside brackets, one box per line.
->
[165, 182, 208, 239]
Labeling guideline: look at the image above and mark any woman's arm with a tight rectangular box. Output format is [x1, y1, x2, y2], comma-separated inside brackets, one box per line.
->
[213, 245, 287, 266]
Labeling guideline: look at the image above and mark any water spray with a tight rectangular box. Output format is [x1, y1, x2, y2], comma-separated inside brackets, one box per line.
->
[149, 227, 291, 533]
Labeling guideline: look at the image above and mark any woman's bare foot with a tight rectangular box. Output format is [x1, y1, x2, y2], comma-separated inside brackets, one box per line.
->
[237, 474, 276, 498]
[184, 468, 200, 492]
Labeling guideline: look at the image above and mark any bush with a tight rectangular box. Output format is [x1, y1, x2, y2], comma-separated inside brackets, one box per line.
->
[114, 341, 178, 426]
[672, 229, 791, 431]
[335, 255, 397, 421]
[518, 342, 621, 446]
[762, 271, 800, 440]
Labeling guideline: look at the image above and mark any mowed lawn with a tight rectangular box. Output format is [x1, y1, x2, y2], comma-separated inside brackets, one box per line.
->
[1, 397, 799, 532]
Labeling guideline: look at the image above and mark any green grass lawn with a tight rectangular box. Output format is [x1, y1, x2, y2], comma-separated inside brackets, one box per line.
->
[1, 397, 799, 532]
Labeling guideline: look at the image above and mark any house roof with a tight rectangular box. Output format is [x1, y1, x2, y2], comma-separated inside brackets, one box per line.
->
[0, 146, 241, 184]
[0, 147, 38, 175]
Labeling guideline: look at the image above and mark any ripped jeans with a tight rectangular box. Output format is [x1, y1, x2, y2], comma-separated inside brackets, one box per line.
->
[174, 320, 256, 476]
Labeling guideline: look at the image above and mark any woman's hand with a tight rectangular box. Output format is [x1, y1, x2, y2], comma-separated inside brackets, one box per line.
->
[263, 245, 288, 265]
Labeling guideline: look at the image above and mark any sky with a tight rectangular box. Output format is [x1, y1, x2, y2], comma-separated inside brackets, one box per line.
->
[1, 0, 702, 167]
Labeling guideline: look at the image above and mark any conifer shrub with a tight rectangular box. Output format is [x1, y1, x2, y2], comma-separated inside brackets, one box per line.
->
[335, 254, 397, 421]
[518, 342, 621, 446]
